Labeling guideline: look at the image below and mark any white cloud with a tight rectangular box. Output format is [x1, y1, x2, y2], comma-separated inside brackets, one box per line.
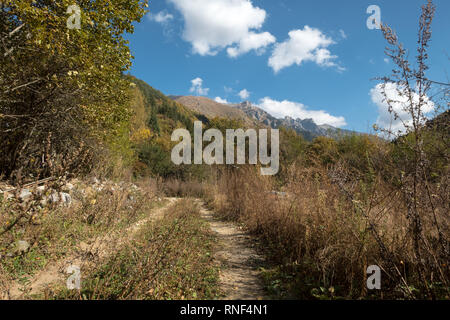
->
[238, 89, 250, 100]
[268, 26, 342, 73]
[168, 0, 275, 57]
[227, 32, 275, 57]
[370, 82, 434, 134]
[257, 97, 347, 127]
[148, 11, 174, 24]
[339, 29, 347, 39]
[384, 58, 389, 64]
[190, 77, 210, 96]
[214, 97, 229, 104]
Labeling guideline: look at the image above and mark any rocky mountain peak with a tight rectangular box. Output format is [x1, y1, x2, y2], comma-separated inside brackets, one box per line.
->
[240, 101, 252, 108]
[233, 101, 357, 140]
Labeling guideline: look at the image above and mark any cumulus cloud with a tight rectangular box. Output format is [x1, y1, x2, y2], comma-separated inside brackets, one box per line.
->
[214, 96, 229, 104]
[190, 77, 210, 96]
[148, 11, 174, 24]
[257, 97, 347, 127]
[168, 0, 275, 57]
[370, 82, 434, 133]
[339, 29, 347, 39]
[268, 26, 342, 73]
[227, 32, 275, 57]
[238, 89, 250, 100]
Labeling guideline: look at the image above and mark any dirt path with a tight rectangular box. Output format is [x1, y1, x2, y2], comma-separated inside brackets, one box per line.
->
[5, 198, 179, 299]
[199, 204, 267, 300]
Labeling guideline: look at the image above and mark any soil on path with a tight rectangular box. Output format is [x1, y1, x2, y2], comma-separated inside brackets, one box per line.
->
[199, 204, 267, 300]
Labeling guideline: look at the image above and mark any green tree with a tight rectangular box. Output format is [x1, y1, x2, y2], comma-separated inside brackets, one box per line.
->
[0, 0, 148, 181]
[148, 107, 161, 135]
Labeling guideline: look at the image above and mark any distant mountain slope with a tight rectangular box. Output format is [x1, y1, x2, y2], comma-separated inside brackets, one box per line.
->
[131, 78, 198, 135]
[170, 96, 256, 126]
[169, 96, 358, 140]
[233, 101, 358, 140]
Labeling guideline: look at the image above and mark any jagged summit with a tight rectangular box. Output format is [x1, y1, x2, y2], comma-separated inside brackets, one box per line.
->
[168, 96, 358, 140]
[232, 101, 357, 140]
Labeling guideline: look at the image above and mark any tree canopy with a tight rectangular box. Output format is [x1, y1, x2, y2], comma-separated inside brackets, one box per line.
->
[0, 0, 148, 181]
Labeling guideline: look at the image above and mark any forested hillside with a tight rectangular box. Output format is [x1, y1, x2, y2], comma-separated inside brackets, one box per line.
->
[128, 77, 200, 179]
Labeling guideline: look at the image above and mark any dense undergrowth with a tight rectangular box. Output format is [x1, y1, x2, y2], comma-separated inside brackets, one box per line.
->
[205, 131, 449, 300]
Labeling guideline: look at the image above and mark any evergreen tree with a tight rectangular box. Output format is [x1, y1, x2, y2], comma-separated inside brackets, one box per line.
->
[148, 107, 160, 135]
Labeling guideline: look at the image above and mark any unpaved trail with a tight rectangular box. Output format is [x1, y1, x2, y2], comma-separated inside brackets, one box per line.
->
[199, 204, 267, 300]
[5, 198, 179, 300]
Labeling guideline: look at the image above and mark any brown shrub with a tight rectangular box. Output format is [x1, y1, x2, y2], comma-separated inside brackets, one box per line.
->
[209, 162, 449, 299]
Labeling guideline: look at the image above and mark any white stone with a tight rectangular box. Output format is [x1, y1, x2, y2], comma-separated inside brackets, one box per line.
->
[49, 192, 60, 203]
[60, 192, 72, 206]
[36, 186, 46, 196]
[19, 189, 32, 201]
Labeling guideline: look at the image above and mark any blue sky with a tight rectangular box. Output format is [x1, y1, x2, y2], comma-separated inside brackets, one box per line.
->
[127, 0, 449, 133]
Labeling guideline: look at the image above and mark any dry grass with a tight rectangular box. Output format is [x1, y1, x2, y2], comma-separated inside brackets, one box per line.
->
[206, 163, 449, 299]
[47, 199, 220, 300]
[162, 179, 206, 198]
[0, 178, 159, 293]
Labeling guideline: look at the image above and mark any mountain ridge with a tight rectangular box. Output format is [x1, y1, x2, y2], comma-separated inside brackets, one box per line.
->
[169, 95, 358, 140]
[169, 95, 256, 126]
[232, 100, 358, 140]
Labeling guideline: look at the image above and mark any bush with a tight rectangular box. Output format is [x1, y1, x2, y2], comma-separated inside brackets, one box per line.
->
[0, 1, 147, 182]
[208, 159, 449, 299]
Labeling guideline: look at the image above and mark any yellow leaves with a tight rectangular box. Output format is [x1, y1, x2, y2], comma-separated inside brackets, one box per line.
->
[131, 128, 152, 143]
